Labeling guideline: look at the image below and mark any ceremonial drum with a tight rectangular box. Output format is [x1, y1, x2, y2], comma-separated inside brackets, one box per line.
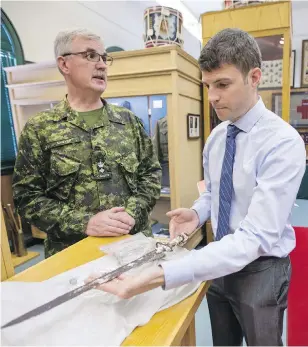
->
[143, 6, 184, 48]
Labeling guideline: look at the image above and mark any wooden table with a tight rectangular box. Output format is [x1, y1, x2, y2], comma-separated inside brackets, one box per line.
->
[8, 236, 209, 346]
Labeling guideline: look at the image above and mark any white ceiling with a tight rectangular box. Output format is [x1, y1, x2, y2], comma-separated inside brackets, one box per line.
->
[181, 0, 222, 20]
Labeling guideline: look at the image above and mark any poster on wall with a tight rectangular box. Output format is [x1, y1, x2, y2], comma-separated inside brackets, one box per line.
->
[259, 59, 283, 89]
[259, 52, 295, 89]
[272, 91, 308, 126]
[301, 40, 308, 88]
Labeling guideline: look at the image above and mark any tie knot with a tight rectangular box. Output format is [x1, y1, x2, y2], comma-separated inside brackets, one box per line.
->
[227, 124, 241, 139]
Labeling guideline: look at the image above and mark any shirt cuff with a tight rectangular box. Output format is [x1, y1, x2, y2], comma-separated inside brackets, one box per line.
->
[80, 212, 94, 234]
[160, 256, 194, 290]
[191, 202, 207, 228]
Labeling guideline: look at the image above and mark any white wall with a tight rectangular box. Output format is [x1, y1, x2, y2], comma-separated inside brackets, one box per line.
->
[2, 1, 201, 62]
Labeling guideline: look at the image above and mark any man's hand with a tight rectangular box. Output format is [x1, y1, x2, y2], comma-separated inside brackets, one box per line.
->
[112, 211, 135, 229]
[86, 207, 135, 237]
[166, 208, 199, 239]
[87, 266, 165, 299]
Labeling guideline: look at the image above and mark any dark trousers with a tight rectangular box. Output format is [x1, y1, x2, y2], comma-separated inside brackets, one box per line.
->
[207, 256, 291, 346]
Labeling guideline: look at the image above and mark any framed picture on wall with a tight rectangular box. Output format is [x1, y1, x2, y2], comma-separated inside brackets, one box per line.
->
[259, 59, 283, 89]
[187, 114, 200, 139]
[272, 90, 308, 127]
[290, 50, 295, 88]
[259, 52, 296, 89]
[301, 40, 308, 87]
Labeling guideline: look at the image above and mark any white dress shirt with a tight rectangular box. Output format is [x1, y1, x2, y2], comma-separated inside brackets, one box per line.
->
[161, 98, 306, 290]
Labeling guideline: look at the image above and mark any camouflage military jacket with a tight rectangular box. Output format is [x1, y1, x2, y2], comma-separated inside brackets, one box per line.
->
[13, 98, 162, 257]
[153, 116, 169, 163]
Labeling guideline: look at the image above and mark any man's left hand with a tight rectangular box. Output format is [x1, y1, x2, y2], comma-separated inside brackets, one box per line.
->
[111, 211, 135, 230]
[87, 266, 165, 299]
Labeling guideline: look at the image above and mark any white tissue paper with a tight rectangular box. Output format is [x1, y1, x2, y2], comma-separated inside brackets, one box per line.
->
[1, 234, 201, 346]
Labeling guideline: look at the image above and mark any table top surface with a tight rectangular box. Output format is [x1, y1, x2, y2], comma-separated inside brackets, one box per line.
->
[8, 236, 208, 346]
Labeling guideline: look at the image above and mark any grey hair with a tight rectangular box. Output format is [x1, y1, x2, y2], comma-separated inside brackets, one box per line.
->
[198, 28, 262, 77]
[54, 29, 103, 58]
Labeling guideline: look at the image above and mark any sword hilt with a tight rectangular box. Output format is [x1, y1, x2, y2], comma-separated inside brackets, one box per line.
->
[155, 233, 189, 253]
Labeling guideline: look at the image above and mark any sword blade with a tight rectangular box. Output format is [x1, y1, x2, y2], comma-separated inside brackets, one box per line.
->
[1, 283, 91, 329]
[1, 249, 165, 329]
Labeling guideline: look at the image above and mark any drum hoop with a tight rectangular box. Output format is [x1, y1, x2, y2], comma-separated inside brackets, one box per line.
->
[145, 44, 182, 49]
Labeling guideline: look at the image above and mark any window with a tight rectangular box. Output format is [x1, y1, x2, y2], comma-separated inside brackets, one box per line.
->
[1, 9, 24, 172]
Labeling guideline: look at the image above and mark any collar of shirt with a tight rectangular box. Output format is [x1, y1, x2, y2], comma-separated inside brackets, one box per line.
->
[231, 96, 266, 134]
[51, 97, 127, 130]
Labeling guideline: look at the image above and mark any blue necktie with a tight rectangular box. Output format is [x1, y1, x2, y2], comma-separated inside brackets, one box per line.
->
[216, 124, 241, 241]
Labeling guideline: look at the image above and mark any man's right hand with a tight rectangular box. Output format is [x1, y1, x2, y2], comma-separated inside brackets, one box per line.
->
[86, 207, 133, 237]
[166, 208, 200, 240]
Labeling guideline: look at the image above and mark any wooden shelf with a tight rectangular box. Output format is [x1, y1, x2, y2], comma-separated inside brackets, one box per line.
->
[12, 99, 61, 106]
[11, 251, 40, 268]
[6, 80, 65, 89]
[3, 61, 56, 73]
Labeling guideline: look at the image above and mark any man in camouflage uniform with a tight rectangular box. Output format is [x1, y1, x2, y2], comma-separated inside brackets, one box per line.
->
[152, 116, 168, 163]
[13, 29, 162, 257]
[152, 116, 169, 187]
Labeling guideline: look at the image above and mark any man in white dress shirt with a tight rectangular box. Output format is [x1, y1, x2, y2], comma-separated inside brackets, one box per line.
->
[94, 28, 306, 346]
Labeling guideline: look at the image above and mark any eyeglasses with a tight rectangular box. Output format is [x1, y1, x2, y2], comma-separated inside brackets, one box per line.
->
[62, 51, 113, 66]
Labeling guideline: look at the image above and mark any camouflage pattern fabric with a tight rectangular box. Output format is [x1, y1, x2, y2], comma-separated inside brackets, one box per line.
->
[13, 98, 162, 257]
[153, 116, 169, 163]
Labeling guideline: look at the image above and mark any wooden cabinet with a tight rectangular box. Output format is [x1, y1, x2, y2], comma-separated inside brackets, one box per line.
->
[1, 207, 14, 280]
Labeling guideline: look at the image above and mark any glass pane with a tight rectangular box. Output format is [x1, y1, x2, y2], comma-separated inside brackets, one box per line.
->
[257, 34, 285, 115]
[256, 35, 284, 90]
[1, 49, 18, 168]
[1, 22, 15, 54]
